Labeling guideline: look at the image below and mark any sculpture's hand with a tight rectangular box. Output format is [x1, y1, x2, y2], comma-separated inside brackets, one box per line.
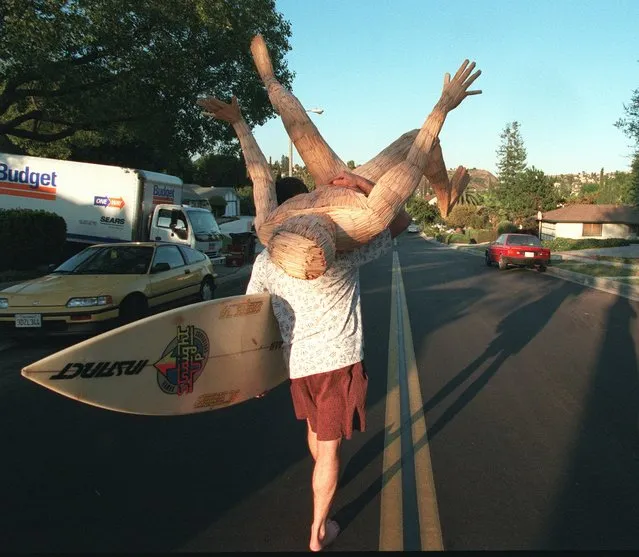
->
[329, 170, 374, 196]
[197, 95, 242, 124]
[439, 60, 482, 112]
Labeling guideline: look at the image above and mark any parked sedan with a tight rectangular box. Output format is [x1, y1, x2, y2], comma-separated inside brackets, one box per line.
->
[0, 242, 216, 336]
[485, 233, 551, 272]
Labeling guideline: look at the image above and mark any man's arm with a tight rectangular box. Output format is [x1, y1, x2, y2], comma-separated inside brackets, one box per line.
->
[329, 171, 411, 238]
[245, 256, 268, 294]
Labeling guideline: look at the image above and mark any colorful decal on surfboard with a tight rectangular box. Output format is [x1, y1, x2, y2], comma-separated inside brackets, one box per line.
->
[154, 325, 210, 395]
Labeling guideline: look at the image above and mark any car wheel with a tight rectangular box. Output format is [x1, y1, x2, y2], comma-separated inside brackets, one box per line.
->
[199, 276, 216, 301]
[537, 264, 547, 273]
[119, 294, 148, 325]
[498, 257, 508, 270]
[485, 253, 492, 267]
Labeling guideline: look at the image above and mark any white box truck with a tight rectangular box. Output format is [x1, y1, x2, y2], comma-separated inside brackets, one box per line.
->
[0, 153, 226, 263]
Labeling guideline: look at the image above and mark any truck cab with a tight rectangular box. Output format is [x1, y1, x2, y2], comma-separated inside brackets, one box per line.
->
[149, 204, 225, 264]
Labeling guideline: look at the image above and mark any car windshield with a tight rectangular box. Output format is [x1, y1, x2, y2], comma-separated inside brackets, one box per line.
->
[52, 246, 154, 275]
[507, 235, 542, 247]
[187, 210, 221, 235]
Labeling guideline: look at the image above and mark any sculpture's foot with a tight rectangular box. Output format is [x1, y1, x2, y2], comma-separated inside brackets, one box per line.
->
[267, 214, 336, 280]
[250, 34, 278, 88]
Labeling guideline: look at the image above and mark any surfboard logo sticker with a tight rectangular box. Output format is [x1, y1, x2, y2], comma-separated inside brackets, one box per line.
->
[154, 325, 210, 395]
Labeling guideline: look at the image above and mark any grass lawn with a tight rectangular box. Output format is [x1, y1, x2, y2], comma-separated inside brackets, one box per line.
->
[554, 261, 639, 278]
[580, 255, 639, 265]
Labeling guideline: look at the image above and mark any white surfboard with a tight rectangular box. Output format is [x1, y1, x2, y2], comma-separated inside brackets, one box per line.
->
[21, 293, 289, 416]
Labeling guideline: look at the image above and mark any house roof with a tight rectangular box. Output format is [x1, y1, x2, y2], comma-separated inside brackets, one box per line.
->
[182, 184, 238, 200]
[540, 204, 639, 224]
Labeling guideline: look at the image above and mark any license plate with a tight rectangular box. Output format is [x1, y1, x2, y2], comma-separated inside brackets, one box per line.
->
[525, 251, 535, 257]
[16, 313, 42, 328]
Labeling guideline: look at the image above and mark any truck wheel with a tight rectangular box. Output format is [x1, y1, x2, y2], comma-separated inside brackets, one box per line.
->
[119, 294, 148, 325]
[199, 276, 216, 301]
[498, 257, 508, 270]
[485, 253, 492, 267]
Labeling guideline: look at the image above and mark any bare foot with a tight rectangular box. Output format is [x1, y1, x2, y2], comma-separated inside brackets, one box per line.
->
[310, 519, 340, 552]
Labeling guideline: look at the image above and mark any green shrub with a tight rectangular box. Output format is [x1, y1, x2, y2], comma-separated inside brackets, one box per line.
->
[0, 209, 67, 271]
[497, 221, 518, 234]
[465, 228, 498, 244]
[447, 233, 468, 244]
[542, 237, 630, 251]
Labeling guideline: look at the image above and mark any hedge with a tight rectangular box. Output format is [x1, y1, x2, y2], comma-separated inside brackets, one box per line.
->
[0, 209, 67, 271]
[542, 237, 630, 251]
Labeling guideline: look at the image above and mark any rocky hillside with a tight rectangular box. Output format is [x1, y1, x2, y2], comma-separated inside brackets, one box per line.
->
[450, 168, 498, 191]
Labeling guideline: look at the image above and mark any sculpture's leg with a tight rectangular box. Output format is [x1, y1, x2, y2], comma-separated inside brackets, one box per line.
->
[447, 166, 471, 214]
[355, 131, 462, 219]
[250, 35, 348, 186]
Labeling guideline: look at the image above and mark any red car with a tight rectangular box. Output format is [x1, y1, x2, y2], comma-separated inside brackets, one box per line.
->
[485, 233, 550, 272]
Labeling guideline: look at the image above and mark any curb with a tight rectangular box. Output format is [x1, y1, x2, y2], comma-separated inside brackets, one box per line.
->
[545, 266, 639, 302]
[215, 264, 254, 286]
[418, 233, 639, 302]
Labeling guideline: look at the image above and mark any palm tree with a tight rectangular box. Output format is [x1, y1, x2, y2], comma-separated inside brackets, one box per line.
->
[458, 189, 481, 206]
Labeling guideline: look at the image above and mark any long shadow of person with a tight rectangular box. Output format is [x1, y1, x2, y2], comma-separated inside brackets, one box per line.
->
[425, 280, 577, 441]
[544, 294, 639, 549]
[335, 280, 577, 533]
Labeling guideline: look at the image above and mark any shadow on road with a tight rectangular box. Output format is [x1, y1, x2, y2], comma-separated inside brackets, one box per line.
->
[424, 280, 577, 441]
[544, 295, 639, 550]
[337, 278, 577, 533]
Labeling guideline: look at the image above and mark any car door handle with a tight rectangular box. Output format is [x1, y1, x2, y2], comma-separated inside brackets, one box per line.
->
[154, 236, 161, 241]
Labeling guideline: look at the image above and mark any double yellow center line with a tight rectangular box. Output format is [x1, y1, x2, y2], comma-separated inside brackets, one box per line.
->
[379, 246, 444, 551]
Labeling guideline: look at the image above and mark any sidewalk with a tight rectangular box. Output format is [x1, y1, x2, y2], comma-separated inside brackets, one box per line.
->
[421, 234, 639, 303]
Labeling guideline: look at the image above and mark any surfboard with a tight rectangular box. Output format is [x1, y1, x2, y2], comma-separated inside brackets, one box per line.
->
[21, 293, 289, 416]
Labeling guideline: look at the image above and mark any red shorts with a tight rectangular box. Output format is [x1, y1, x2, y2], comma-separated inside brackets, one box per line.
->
[289, 361, 368, 441]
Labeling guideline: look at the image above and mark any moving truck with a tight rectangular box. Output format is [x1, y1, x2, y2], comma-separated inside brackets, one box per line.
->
[0, 153, 225, 263]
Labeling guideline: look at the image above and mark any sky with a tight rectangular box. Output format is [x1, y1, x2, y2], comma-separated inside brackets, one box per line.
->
[250, 0, 639, 177]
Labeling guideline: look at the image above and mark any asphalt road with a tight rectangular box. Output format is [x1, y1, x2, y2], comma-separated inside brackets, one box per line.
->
[2, 234, 639, 551]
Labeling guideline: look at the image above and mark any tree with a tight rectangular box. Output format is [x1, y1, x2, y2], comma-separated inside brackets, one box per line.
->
[347, 160, 357, 170]
[0, 0, 293, 174]
[193, 154, 248, 188]
[457, 189, 482, 206]
[495, 121, 527, 187]
[597, 170, 634, 204]
[615, 70, 639, 205]
[405, 195, 440, 225]
[495, 166, 557, 223]
[292, 165, 317, 191]
[445, 204, 488, 229]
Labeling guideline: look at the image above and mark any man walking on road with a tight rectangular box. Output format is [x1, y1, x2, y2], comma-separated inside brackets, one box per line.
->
[246, 171, 410, 551]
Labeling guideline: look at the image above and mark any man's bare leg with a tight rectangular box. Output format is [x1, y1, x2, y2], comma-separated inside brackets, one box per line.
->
[309, 438, 342, 551]
[307, 420, 318, 461]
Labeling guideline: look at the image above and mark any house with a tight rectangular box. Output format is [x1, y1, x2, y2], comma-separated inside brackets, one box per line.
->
[539, 204, 639, 241]
[182, 184, 241, 216]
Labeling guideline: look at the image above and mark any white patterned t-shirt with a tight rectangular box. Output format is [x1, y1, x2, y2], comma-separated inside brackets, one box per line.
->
[246, 230, 393, 379]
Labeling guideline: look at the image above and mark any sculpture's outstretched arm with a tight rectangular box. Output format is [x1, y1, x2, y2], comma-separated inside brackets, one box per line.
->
[197, 95, 276, 231]
[366, 61, 481, 228]
[250, 34, 348, 186]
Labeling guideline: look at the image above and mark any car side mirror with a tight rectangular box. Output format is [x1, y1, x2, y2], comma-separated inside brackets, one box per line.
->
[47, 263, 57, 272]
[174, 228, 188, 240]
[152, 262, 171, 273]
